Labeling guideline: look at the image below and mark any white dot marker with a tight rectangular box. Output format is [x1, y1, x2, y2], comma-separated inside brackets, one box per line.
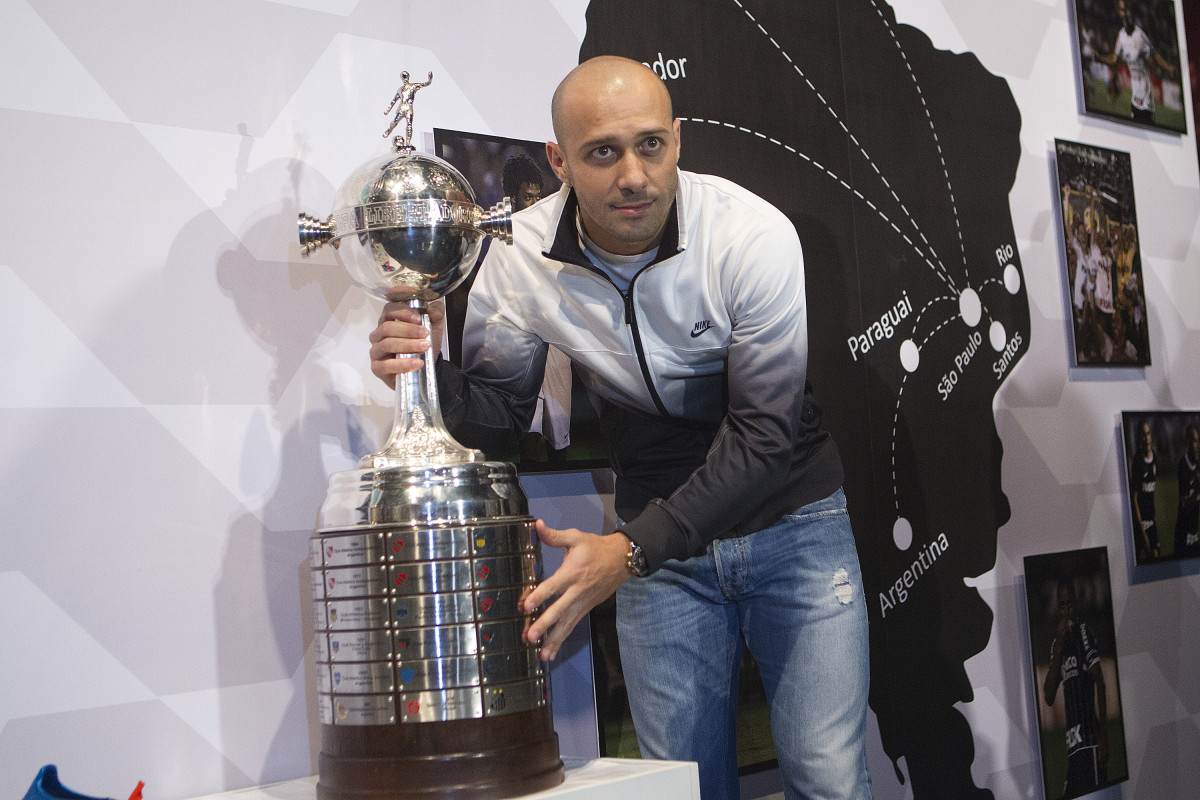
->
[1004, 264, 1021, 294]
[989, 321, 1007, 351]
[900, 339, 920, 372]
[893, 517, 913, 551]
[959, 288, 982, 327]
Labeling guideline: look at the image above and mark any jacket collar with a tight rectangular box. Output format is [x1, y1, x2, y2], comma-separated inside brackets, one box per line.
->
[541, 181, 683, 268]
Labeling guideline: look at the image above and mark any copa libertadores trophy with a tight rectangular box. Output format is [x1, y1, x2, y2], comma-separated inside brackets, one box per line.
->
[298, 72, 564, 800]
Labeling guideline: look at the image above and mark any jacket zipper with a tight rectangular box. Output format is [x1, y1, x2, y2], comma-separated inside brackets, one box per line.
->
[575, 261, 671, 418]
[623, 273, 671, 417]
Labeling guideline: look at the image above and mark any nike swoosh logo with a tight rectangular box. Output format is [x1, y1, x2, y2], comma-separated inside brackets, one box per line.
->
[690, 320, 714, 338]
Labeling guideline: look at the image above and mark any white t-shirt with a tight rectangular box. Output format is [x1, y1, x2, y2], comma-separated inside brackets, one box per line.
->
[579, 218, 658, 291]
[1114, 25, 1154, 112]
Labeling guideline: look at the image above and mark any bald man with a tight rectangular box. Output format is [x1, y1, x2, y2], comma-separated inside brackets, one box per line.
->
[371, 56, 872, 800]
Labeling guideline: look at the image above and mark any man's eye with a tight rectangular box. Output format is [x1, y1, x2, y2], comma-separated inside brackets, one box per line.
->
[593, 146, 613, 159]
[643, 137, 662, 151]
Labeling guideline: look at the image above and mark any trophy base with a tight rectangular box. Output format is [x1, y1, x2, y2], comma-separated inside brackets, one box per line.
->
[315, 709, 563, 800]
[311, 461, 564, 800]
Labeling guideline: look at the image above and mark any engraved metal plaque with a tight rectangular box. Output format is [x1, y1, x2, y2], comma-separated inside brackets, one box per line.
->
[473, 586, 524, 621]
[480, 648, 541, 684]
[392, 590, 477, 629]
[483, 678, 548, 717]
[468, 524, 535, 556]
[400, 687, 484, 723]
[317, 693, 334, 725]
[389, 559, 475, 596]
[330, 693, 396, 726]
[326, 629, 393, 662]
[387, 527, 473, 562]
[323, 597, 391, 631]
[394, 623, 479, 659]
[396, 654, 481, 692]
[477, 619, 526, 653]
[472, 554, 536, 588]
[313, 601, 327, 630]
[323, 564, 390, 599]
[331, 661, 396, 694]
[319, 532, 387, 568]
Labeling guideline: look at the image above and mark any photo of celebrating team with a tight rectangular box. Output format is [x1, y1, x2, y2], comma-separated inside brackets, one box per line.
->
[1055, 139, 1151, 367]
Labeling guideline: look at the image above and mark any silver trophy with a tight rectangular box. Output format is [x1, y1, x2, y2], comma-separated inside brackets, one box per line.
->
[298, 73, 563, 800]
[299, 71, 512, 468]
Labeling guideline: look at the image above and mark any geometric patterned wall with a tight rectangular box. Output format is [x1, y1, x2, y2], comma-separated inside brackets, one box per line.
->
[0, 1, 1197, 798]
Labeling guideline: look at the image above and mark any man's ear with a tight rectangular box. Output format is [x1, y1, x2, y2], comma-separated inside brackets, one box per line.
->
[546, 141, 571, 186]
[673, 117, 682, 163]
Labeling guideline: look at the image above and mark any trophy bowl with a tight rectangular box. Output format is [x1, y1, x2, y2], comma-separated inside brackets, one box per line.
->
[300, 150, 512, 304]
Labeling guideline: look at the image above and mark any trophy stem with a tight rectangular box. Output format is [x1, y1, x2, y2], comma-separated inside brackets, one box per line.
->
[361, 299, 483, 469]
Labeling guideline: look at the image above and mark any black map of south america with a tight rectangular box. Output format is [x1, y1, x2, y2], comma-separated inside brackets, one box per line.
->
[581, 1, 1030, 797]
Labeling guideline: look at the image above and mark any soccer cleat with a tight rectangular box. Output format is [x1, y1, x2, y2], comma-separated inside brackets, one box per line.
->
[22, 765, 142, 800]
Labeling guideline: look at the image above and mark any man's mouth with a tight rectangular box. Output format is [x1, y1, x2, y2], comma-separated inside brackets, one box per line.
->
[613, 200, 653, 216]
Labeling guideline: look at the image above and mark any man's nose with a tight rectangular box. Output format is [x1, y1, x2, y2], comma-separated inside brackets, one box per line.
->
[615, 152, 648, 191]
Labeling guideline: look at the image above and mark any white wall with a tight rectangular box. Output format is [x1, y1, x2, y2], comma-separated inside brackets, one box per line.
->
[0, 1, 1197, 799]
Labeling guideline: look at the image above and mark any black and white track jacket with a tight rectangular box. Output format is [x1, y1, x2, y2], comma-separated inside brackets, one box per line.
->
[437, 170, 843, 572]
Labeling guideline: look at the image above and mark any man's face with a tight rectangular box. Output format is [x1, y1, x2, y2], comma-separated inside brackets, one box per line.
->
[1057, 586, 1076, 624]
[1140, 423, 1153, 454]
[1187, 428, 1199, 460]
[1120, 2, 1134, 33]
[514, 181, 542, 212]
[546, 75, 680, 255]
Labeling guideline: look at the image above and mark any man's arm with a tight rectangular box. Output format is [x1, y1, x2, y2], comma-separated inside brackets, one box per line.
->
[1179, 459, 1198, 512]
[1151, 49, 1177, 77]
[1130, 459, 1154, 556]
[1043, 622, 1068, 705]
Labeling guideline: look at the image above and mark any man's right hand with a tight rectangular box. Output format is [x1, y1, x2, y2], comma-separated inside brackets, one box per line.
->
[369, 299, 446, 388]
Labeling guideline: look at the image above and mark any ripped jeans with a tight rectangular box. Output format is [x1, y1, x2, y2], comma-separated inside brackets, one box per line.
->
[616, 488, 873, 800]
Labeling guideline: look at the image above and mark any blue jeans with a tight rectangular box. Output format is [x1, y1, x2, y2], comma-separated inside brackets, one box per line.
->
[616, 488, 872, 800]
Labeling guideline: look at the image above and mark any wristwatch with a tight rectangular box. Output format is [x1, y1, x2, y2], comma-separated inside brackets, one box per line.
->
[623, 534, 650, 578]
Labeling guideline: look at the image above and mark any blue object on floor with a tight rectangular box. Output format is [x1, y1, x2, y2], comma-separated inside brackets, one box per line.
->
[22, 765, 114, 800]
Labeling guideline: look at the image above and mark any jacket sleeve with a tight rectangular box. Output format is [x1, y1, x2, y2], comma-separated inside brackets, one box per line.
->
[436, 244, 548, 452]
[619, 212, 825, 570]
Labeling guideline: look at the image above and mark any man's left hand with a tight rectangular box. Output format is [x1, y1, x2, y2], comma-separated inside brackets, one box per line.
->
[521, 521, 632, 661]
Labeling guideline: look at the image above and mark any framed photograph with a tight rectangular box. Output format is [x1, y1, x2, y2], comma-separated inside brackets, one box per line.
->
[1054, 139, 1151, 367]
[432, 128, 607, 472]
[1186, 0, 1200, 161]
[1121, 410, 1200, 564]
[1024, 547, 1129, 800]
[1072, 0, 1187, 133]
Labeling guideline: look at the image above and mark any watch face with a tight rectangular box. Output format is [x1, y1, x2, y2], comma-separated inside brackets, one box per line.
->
[629, 543, 648, 577]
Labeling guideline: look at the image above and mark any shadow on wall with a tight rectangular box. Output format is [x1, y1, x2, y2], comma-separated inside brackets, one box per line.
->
[209, 145, 372, 784]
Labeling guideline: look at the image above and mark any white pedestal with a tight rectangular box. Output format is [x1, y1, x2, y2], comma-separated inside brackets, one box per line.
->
[185, 758, 700, 800]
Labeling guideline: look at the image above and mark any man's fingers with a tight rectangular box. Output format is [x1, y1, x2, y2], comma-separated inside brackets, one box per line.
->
[526, 592, 585, 662]
[534, 519, 580, 548]
[521, 521, 627, 661]
[377, 302, 422, 325]
[368, 318, 431, 346]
